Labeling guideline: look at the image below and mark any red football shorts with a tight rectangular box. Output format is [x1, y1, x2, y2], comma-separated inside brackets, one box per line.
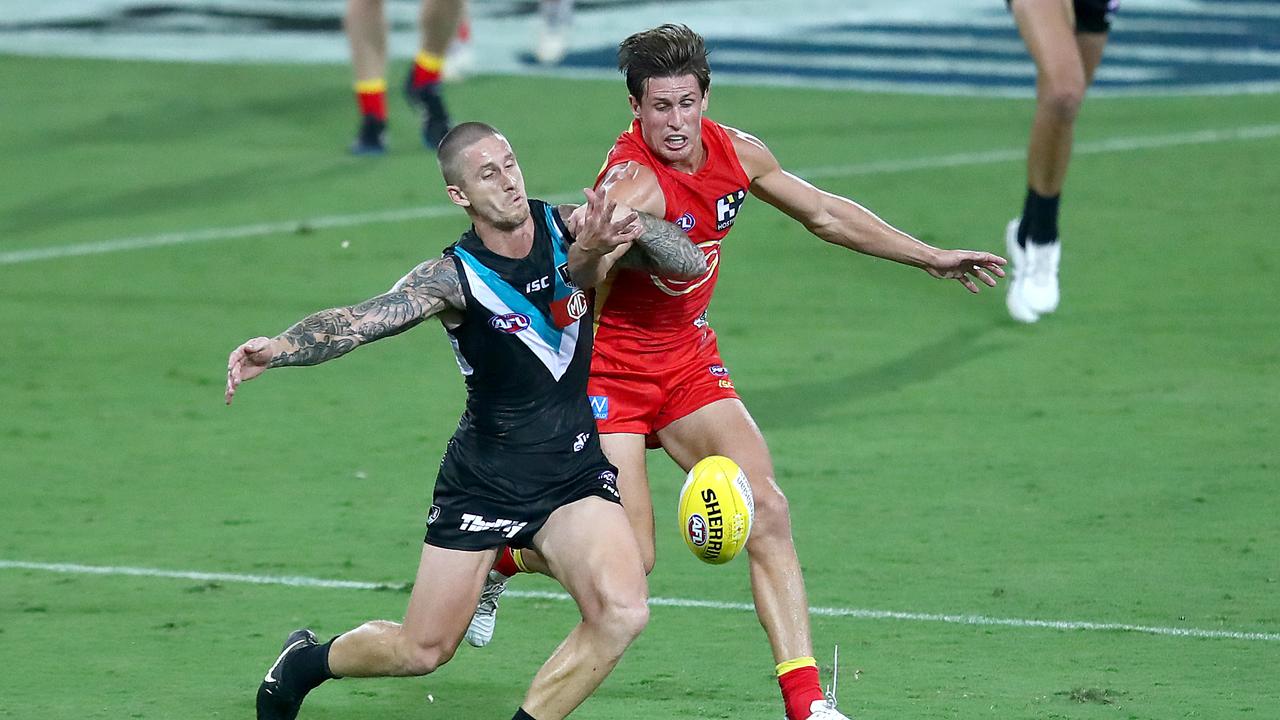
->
[587, 327, 739, 446]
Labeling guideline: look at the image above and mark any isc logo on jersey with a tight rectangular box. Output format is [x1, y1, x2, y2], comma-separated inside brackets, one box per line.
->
[677, 455, 755, 564]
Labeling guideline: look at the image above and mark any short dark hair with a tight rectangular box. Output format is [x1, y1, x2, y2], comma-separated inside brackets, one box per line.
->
[617, 24, 710, 100]
[437, 122, 504, 186]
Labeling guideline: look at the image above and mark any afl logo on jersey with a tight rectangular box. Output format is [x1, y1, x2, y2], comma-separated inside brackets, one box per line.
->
[489, 313, 530, 333]
[675, 212, 696, 231]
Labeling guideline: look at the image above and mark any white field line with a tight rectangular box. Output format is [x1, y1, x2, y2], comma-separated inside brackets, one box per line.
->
[4, 559, 1278, 643]
[4, 123, 1280, 267]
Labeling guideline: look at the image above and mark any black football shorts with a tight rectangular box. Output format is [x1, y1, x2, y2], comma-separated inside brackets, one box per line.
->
[1007, 0, 1119, 33]
[423, 437, 621, 551]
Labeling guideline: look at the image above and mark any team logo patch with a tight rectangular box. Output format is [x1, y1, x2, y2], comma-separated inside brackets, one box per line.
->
[708, 364, 729, 377]
[557, 262, 576, 288]
[715, 189, 746, 231]
[675, 212, 696, 231]
[489, 312, 530, 334]
[574, 432, 591, 452]
[589, 395, 609, 419]
[687, 514, 708, 547]
[427, 505, 442, 525]
[718, 379, 735, 389]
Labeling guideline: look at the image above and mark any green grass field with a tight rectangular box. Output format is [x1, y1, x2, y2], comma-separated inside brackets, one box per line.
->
[2, 54, 1278, 719]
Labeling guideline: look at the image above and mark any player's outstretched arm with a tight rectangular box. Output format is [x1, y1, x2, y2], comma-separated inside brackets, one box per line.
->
[224, 257, 463, 404]
[729, 128, 1006, 293]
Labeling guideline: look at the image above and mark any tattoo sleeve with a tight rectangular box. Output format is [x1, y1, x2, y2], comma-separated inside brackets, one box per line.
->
[268, 257, 462, 368]
[618, 212, 708, 278]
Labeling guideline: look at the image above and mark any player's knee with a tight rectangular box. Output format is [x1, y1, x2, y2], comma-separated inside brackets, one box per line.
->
[398, 638, 457, 676]
[749, 479, 792, 542]
[1041, 82, 1085, 124]
[591, 592, 650, 645]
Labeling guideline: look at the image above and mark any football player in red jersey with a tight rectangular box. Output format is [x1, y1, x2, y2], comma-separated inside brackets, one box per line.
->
[470, 24, 1006, 720]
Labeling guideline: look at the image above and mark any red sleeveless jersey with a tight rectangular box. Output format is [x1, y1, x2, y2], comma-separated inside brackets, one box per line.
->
[592, 117, 750, 352]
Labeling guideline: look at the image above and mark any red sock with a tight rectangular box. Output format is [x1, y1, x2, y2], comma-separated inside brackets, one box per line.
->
[354, 79, 387, 121]
[410, 51, 444, 89]
[778, 662, 825, 720]
[493, 546, 521, 578]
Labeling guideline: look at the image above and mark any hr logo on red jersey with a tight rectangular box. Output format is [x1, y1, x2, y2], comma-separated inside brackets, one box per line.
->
[489, 313, 530, 333]
[675, 212, 696, 231]
[715, 189, 746, 231]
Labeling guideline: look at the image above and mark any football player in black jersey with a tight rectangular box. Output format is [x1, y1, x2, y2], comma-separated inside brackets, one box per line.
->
[225, 122, 705, 720]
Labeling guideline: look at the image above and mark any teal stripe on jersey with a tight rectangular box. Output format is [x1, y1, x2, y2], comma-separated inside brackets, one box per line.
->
[453, 245, 562, 348]
[542, 203, 576, 303]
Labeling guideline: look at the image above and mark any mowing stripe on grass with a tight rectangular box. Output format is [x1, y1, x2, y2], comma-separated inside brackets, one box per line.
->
[4, 559, 1277, 643]
[3, 123, 1279, 267]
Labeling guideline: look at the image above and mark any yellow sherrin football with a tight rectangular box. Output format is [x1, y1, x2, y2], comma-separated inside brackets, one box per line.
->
[678, 455, 755, 565]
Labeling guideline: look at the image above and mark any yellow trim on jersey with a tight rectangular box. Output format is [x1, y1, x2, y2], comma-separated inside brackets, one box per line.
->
[415, 51, 445, 72]
[776, 656, 817, 677]
[354, 78, 387, 94]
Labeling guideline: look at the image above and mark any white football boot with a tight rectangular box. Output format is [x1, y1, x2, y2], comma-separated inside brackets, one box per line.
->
[1004, 219, 1039, 323]
[1021, 236, 1061, 315]
[464, 570, 509, 648]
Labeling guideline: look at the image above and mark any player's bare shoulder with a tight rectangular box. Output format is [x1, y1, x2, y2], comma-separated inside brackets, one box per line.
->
[723, 125, 780, 181]
[598, 161, 666, 217]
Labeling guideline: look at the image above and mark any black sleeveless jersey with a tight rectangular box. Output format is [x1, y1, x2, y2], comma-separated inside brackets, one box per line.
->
[442, 200, 597, 456]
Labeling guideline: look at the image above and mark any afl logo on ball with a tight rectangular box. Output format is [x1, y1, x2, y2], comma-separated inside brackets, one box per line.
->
[489, 313, 530, 333]
[687, 514, 708, 546]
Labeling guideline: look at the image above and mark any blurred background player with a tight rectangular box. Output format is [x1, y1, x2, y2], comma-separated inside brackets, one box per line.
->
[1004, 0, 1118, 322]
[345, 0, 465, 154]
[469, 24, 1006, 720]
[534, 0, 576, 66]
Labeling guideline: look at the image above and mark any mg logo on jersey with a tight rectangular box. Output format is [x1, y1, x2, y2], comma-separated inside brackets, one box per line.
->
[715, 189, 746, 230]
[459, 513, 529, 539]
[552, 289, 589, 328]
[589, 395, 609, 419]
[675, 211, 696, 231]
[489, 313, 530, 334]
[566, 290, 588, 320]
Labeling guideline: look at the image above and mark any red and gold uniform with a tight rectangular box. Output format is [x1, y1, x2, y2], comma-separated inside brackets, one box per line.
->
[589, 117, 750, 440]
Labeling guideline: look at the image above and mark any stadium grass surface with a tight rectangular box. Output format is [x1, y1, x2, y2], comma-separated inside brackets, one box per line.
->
[2, 54, 1278, 718]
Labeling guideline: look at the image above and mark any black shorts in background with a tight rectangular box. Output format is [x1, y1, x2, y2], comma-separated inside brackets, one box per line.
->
[1008, 0, 1119, 34]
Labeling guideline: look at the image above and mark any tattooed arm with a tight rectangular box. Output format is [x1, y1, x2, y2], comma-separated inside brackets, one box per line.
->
[615, 212, 707, 279]
[224, 257, 462, 404]
[560, 200, 706, 289]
